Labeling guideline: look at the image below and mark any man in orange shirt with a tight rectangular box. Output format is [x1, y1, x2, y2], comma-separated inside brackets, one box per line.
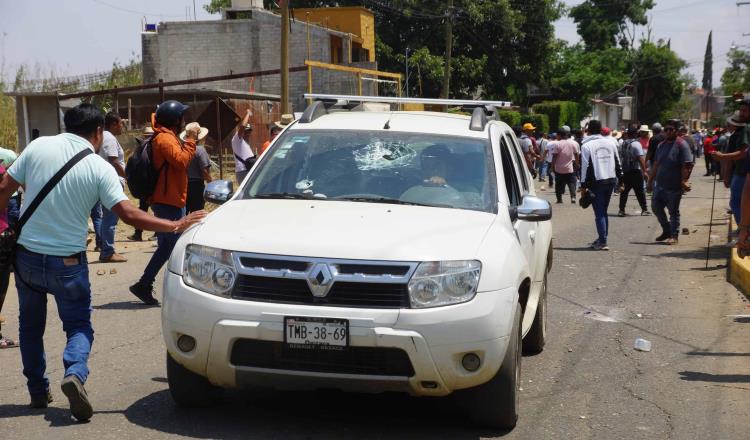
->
[130, 100, 198, 305]
[260, 114, 294, 155]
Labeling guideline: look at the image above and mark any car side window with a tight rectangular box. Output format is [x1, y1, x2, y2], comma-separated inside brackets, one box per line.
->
[499, 135, 522, 206]
[505, 133, 529, 193]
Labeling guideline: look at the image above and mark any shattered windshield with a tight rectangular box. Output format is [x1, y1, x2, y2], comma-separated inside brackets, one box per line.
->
[241, 130, 497, 213]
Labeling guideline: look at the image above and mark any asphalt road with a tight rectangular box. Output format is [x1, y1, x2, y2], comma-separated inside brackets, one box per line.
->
[1, 173, 749, 439]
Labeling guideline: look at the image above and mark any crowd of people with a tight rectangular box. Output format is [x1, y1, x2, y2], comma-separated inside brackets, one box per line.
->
[0, 100, 293, 421]
[517, 100, 750, 251]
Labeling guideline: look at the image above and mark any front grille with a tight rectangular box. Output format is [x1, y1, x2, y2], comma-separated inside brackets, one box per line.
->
[232, 275, 410, 308]
[231, 339, 415, 377]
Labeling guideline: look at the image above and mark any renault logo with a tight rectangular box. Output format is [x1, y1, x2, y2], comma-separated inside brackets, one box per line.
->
[307, 263, 334, 297]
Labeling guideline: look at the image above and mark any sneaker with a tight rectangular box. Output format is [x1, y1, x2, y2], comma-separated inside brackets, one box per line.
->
[618, 210, 626, 217]
[665, 237, 678, 245]
[127, 233, 143, 242]
[129, 283, 159, 305]
[571, 198, 576, 204]
[655, 232, 670, 242]
[594, 242, 610, 251]
[641, 210, 651, 216]
[30, 391, 53, 409]
[589, 239, 600, 249]
[99, 253, 127, 263]
[61, 375, 93, 422]
[556, 200, 563, 204]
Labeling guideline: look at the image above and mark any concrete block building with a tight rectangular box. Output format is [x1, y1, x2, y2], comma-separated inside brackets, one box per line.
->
[142, 3, 380, 111]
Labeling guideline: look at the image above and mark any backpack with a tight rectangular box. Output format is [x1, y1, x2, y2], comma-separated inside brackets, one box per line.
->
[234, 153, 257, 171]
[618, 139, 637, 173]
[126, 133, 167, 200]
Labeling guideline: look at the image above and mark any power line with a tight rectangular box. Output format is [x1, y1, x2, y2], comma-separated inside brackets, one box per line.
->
[89, 0, 185, 18]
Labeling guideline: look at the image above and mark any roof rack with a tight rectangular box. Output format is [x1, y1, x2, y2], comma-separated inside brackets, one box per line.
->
[299, 94, 511, 131]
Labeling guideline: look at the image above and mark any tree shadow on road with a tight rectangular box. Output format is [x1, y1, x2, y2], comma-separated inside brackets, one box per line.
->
[678, 371, 750, 383]
[122, 389, 512, 439]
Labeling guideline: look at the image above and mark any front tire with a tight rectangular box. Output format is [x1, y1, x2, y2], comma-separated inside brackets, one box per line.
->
[166, 352, 223, 407]
[457, 305, 522, 429]
[523, 271, 548, 354]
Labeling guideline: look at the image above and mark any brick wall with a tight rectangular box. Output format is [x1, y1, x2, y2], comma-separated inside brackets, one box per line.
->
[142, 9, 378, 112]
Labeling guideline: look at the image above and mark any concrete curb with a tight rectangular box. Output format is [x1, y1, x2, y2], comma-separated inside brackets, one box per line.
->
[726, 215, 750, 300]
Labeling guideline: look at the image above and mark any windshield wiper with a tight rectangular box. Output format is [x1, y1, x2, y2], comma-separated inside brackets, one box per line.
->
[253, 192, 312, 200]
[336, 196, 451, 208]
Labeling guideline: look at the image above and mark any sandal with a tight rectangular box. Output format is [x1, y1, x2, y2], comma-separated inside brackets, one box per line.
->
[0, 336, 18, 349]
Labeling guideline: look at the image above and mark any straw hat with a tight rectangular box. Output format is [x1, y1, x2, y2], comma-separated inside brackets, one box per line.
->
[179, 123, 209, 142]
[273, 113, 295, 129]
[638, 124, 650, 133]
[142, 125, 154, 135]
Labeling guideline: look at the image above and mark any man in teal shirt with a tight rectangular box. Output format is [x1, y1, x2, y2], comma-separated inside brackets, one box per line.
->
[0, 104, 206, 422]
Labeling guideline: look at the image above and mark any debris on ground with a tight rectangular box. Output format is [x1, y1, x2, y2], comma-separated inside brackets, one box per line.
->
[96, 269, 106, 276]
[682, 228, 690, 235]
[110, 268, 117, 274]
[634, 338, 652, 352]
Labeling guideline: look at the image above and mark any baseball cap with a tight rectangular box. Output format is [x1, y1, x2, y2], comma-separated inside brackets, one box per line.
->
[602, 127, 611, 136]
[559, 125, 571, 134]
[522, 122, 536, 131]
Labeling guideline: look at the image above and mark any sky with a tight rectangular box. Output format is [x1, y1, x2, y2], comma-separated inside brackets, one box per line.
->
[0, 0, 746, 91]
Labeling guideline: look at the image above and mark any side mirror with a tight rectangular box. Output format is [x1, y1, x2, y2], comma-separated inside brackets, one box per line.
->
[204, 180, 234, 205]
[517, 195, 552, 222]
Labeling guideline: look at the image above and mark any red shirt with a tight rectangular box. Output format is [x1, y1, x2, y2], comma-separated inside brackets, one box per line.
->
[704, 136, 715, 155]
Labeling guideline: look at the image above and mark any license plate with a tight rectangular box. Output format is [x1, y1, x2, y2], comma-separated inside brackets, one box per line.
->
[284, 317, 349, 349]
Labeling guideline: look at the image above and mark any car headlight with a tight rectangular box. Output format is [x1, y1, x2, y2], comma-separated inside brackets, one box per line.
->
[408, 260, 481, 308]
[183, 244, 236, 297]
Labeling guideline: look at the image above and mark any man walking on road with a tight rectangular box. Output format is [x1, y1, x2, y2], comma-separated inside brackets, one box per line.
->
[551, 125, 580, 204]
[0, 104, 205, 422]
[713, 104, 750, 226]
[98, 112, 128, 263]
[618, 124, 650, 216]
[518, 123, 539, 175]
[647, 119, 693, 245]
[130, 100, 198, 305]
[580, 119, 622, 251]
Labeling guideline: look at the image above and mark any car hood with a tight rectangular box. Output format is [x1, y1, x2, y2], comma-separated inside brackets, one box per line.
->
[193, 200, 496, 261]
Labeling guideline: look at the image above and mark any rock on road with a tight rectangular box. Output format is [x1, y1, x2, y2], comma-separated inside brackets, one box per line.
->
[0, 173, 748, 439]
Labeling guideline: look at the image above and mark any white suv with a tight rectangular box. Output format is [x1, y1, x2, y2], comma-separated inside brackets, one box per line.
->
[162, 97, 553, 429]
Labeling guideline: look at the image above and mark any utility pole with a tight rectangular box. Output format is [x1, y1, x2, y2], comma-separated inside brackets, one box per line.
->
[280, 0, 290, 114]
[441, 0, 454, 99]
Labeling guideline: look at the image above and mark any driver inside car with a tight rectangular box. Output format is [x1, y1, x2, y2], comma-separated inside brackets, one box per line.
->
[421, 145, 452, 186]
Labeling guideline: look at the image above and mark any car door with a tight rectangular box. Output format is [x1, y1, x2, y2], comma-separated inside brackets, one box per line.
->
[493, 126, 535, 270]
[503, 130, 543, 283]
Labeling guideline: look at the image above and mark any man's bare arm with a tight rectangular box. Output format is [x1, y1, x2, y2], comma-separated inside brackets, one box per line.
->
[111, 201, 206, 232]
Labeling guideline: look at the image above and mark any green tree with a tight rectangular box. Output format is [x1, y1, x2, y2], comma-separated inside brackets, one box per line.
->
[569, 0, 654, 51]
[292, 0, 563, 103]
[204, 0, 231, 14]
[632, 41, 686, 123]
[547, 44, 631, 106]
[702, 31, 712, 91]
[721, 47, 750, 96]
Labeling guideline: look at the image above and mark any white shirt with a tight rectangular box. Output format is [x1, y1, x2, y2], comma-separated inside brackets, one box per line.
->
[100, 130, 125, 185]
[580, 134, 619, 184]
[231, 132, 255, 172]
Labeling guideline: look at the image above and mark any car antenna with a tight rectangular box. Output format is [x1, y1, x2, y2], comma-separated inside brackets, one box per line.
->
[383, 112, 394, 130]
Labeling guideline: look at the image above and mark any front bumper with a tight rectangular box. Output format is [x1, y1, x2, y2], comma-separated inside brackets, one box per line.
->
[162, 271, 518, 396]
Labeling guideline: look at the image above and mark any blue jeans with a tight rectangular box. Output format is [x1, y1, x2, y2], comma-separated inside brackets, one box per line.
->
[15, 248, 93, 397]
[139, 204, 185, 288]
[651, 185, 683, 238]
[7, 195, 20, 228]
[90, 202, 103, 248]
[99, 206, 119, 258]
[730, 175, 746, 226]
[591, 181, 616, 245]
